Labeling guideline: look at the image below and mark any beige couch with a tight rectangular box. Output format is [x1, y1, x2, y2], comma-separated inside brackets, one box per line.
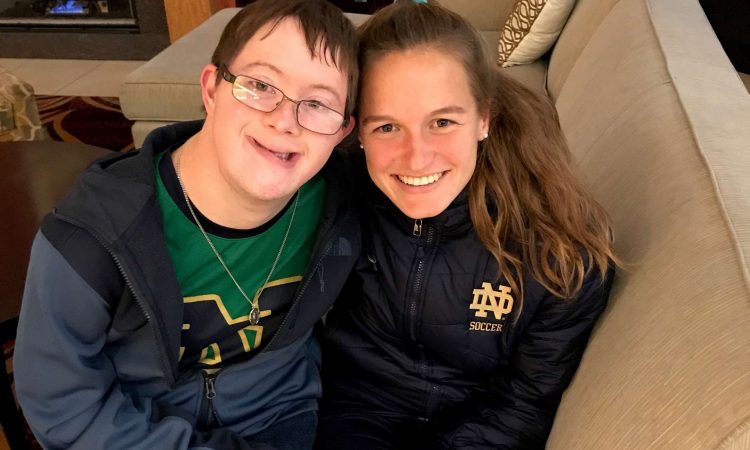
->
[120, 0, 750, 448]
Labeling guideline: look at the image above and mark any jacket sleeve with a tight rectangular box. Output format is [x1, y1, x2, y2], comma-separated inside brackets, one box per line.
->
[13, 230, 257, 450]
[433, 266, 615, 450]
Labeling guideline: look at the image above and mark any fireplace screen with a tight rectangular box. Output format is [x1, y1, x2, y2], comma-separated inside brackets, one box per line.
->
[0, 1, 137, 26]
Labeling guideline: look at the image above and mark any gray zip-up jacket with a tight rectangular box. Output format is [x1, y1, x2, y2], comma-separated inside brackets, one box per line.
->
[13, 121, 360, 449]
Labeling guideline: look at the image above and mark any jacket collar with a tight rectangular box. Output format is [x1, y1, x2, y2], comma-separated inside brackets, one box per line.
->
[55, 120, 355, 246]
[367, 179, 474, 238]
[54, 120, 202, 244]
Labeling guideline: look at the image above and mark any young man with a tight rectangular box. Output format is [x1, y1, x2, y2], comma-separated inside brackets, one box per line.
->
[13, 1, 358, 449]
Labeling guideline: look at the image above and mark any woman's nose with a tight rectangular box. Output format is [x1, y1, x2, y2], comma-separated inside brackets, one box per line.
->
[402, 133, 434, 171]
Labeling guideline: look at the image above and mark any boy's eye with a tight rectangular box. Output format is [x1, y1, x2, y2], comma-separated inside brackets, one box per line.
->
[251, 80, 274, 93]
[303, 100, 327, 110]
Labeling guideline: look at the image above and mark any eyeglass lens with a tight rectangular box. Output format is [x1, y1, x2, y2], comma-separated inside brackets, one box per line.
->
[231, 75, 344, 135]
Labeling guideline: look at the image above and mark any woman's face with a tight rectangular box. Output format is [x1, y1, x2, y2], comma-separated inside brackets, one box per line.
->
[358, 47, 489, 219]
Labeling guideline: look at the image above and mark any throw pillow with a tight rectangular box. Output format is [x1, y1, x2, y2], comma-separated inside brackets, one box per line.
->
[497, 0, 576, 67]
[0, 68, 45, 142]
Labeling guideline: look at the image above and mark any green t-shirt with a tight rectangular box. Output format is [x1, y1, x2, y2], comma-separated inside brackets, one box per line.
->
[154, 151, 325, 371]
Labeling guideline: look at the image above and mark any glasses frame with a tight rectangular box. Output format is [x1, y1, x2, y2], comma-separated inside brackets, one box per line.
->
[218, 65, 347, 136]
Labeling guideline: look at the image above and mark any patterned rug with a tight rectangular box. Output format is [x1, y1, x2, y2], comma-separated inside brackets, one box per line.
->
[35, 95, 135, 152]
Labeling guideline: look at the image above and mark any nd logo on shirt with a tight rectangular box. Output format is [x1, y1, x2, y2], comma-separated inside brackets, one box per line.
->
[469, 282, 514, 332]
[155, 160, 328, 371]
[178, 276, 301, 367]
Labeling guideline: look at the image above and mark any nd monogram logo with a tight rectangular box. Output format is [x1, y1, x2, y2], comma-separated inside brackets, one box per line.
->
[470, 282, 514, 321]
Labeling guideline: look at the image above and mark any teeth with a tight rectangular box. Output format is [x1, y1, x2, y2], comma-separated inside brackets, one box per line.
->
[254, 138, 293, 161]
[397, 172, 443, 186]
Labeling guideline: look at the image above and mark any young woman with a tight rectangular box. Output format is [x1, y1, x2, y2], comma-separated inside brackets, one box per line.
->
[316, 1, 618, 449]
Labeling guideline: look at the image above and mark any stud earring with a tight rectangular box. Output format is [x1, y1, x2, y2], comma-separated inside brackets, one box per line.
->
[483, 133, 489, 140]
[359, 143, 364, 149]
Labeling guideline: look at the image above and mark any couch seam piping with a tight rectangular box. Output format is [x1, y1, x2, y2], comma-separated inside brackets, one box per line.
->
[645, 0, 750, 297]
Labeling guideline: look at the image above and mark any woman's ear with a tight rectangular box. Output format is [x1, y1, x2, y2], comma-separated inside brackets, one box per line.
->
[478, 106, 490, 140]
[200, 64, 220, 116]
[358, 123, 366, 149]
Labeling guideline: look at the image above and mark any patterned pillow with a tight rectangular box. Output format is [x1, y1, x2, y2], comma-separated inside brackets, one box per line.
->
[497, 0, 576, 67]
[0, 67, 45, 142]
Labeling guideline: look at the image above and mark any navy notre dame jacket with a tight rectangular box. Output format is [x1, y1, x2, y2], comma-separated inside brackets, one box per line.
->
[321, 180, 615, 449]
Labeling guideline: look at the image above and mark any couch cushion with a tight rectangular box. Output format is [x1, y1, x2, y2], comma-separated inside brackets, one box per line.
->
[131, 120, 177, 149]
[439, 0, 514, 33]
[719, 420, 750, 450]
[475, 30, 506, 69]
[546, 0, 621, 100]
[740, 72, 750, 93]
[499, 59, 548, 94]
[119, 9, 239, 122]
[546, 0, 750, 447]
[497, 0, 575, 67]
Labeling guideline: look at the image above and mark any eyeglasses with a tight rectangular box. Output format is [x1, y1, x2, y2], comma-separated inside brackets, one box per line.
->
[219, 65, 347, 135]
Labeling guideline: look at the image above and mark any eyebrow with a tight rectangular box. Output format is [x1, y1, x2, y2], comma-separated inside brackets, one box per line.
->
[236, 62, 344, 105]
[361, 105, 467, 126]
[308, 83, 344, 106]
[237, 62, 282, 75]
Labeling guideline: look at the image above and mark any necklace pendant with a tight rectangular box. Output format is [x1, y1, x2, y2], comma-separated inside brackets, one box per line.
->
[249, 307, 260, 325]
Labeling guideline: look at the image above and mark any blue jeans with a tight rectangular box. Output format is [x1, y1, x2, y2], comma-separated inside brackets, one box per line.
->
[246, 411, 318, 450]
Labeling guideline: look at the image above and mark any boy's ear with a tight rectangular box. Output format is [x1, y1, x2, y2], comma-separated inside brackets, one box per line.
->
[200, 64, 220, 116]
[340, 115, 356, 141]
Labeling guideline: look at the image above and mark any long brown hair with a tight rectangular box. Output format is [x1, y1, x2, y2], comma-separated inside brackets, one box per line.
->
[358, 0, 617, 299]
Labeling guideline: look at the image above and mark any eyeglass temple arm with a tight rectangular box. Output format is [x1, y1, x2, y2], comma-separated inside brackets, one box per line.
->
[218, 65, 236, 83]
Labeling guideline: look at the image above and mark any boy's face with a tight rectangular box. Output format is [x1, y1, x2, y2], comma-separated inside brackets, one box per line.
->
[201, 17, 353, 204]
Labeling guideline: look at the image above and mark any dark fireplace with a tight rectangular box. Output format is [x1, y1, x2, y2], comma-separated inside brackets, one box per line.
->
[0, 0, 169, 60]
[0, 1, 136, 25]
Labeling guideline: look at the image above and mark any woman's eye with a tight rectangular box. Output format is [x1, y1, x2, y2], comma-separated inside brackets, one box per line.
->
[435, 118, 453, 128]
[376, 124, 394, 133]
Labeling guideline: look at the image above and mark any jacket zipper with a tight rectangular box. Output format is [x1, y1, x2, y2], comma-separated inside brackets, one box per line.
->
[262, 218, 339, 352]
[407, 220, 433, 341]
[55, 214, 176, 384]
[198, 370, 223, 428]
[410, 221, 440, 418]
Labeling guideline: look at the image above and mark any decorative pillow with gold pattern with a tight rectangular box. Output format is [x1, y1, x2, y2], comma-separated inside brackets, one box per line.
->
[497, 0, 576, 67]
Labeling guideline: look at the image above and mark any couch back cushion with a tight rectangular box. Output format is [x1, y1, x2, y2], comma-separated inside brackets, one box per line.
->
[440, 0, 514, 34]
[547, 0, 750, 447]
[546, 0, 620, 99]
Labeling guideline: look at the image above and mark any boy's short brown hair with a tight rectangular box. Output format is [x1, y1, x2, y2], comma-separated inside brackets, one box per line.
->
[211, 0, 358, 120]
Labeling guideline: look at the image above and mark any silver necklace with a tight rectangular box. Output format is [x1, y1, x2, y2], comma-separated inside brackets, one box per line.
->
[174, 150, 298, 325]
